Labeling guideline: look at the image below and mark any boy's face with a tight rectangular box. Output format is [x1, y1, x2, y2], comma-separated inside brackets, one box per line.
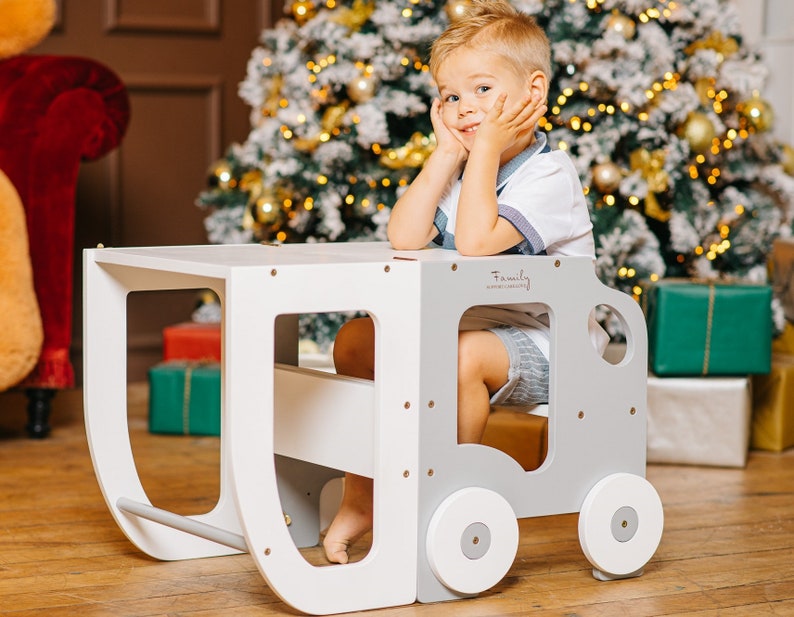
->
[435, 47, 530, 151]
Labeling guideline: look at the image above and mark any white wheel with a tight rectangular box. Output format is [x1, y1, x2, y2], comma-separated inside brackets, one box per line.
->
[578, 473, 664, 578]
[426, 487, 518, 595]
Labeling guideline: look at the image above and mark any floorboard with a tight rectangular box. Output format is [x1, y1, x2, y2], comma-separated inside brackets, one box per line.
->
[0, 385, 792, 616]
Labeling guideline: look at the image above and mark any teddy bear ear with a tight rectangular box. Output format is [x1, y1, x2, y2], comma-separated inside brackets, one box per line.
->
[0, 0, 57, 60]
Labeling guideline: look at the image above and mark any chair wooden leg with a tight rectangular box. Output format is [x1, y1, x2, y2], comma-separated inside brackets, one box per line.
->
[25, 388, 54, 438]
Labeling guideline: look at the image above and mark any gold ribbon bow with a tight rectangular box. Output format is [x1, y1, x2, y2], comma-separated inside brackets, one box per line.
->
[379, 132, 436, 170]
[685, 32, 739, 60]
[332, 0, 375, 31]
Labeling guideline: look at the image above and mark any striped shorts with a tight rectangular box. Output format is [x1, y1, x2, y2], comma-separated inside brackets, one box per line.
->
[488, 325, 549, 406]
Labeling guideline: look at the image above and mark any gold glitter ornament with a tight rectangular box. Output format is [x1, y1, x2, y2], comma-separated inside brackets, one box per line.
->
[239, 170, 263, 193]
[681, 111, 716, 154]
[591, 161, 623, 193]
[240, 172, 265, 231]
[630, 148, 670, 222]
[737, 94, 774, 133]
[321, 102, 349, 132]
[445, 0, 471, 23]
[261, 74, 284, 119]
[292, 134, 321, 153]
[290, 104, 349, 153]
[606, 10, 636, 40]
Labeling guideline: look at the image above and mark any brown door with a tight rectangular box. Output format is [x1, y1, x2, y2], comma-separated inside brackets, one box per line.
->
[34, 0, 277, 380]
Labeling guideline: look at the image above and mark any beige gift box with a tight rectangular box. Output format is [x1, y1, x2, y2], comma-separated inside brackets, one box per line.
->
[646, 375, 752, 468]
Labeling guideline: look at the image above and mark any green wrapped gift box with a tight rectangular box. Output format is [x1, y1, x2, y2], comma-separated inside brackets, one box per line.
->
[643, 280, 772, 376]
[148, 362, 221, 435]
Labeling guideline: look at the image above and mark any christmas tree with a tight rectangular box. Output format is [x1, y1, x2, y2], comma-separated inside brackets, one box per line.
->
[197, 0, 794, 344]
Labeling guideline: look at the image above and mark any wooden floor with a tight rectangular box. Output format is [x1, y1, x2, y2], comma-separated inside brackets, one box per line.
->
[1, 385, 793, 617]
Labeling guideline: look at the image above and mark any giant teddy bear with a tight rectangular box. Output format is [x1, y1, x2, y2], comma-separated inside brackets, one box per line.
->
[0, 0, 55, 392]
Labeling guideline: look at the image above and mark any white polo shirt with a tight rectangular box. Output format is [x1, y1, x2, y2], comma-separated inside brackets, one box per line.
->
[431, 132, 608, 358]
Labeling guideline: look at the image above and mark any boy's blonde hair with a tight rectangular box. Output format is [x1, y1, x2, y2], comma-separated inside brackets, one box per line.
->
[429, 0, 551, 82]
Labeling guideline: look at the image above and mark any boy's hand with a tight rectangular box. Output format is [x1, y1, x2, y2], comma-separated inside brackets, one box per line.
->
[475, 91, 547, 156]
[430, 98, 468, 164]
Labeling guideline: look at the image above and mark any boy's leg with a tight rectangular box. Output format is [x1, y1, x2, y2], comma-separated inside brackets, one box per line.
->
[456, 330, 511, 443]
[331, 316, 375, 380]
[323, 322, 511, 562]
[323, 317, 375, 564]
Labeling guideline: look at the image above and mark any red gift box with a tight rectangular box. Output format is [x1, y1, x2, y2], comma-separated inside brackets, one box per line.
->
[163, 322, 221, 362]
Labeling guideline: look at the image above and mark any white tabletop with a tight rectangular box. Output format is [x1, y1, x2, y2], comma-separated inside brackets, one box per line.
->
[87, 241, 551, 270]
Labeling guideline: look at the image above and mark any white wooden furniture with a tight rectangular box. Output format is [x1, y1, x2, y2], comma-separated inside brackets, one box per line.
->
[83, 242, 663, 615]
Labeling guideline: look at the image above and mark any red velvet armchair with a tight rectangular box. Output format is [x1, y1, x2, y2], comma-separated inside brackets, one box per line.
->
[0, 55, 129, 437]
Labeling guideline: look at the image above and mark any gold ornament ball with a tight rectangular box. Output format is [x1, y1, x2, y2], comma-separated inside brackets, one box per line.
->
[606, 11, 636, 39]
[445, 0, 471, 23]
[207, 159, 234, 190]
[738, 94, 774, 132]
[291, 0, 316, 25]
[591, 161, 622, 193]
[252, 193, 285, 228]
[783, 143, 794, 177]
[347, 74, 378, 103]
[682, 111, 716, 153]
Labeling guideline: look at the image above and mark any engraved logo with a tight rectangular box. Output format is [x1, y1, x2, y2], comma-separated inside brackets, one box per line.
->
[488, 269, 531, 291]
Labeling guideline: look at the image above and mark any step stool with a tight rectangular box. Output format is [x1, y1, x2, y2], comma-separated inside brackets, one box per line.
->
[83, 242, 663, 615]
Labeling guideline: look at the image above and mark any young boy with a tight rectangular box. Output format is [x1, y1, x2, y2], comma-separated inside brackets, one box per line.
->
[323, 0, 603, 564]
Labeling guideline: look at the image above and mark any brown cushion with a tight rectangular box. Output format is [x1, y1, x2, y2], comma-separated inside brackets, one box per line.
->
[481, 408, 548, 471]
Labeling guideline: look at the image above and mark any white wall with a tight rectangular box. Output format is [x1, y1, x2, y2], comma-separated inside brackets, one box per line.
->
[734, 0, 794, 144]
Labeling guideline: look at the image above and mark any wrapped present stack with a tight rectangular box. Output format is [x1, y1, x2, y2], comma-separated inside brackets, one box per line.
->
[148, 321, 222, 436]
[642, 279, 773, 467]
[752, 238, 794, 453]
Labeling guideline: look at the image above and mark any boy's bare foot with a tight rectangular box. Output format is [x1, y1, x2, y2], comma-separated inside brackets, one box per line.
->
[322, 502, 372, 564]
[322, 474, 373, 564]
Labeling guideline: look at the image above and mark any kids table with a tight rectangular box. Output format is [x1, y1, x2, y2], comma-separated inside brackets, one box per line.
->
[83, 242, 663, 615]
